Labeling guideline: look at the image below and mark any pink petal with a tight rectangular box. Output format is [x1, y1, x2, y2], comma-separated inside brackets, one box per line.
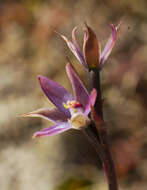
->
[59, 32, 87, 68]
[84, 88, 97, 116]
[72, 27, 88, 68]
[33, 122, 71, 138]
[100, 24, 117, 66]
[38, 75, 73, 118]
[66, 62, 89, 108]
[72, 27, 82, 53]
[22, 108, 67, 123]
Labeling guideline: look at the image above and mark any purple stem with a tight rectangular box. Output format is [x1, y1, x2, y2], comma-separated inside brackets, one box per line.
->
[89, 69, 118, 190]
[88, 69, 103, 119]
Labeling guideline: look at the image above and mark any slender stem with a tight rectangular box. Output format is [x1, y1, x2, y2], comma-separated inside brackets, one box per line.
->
[89, 69, 118, 190]
[88, 69, 103, 118]
[82, 122, 104, 161]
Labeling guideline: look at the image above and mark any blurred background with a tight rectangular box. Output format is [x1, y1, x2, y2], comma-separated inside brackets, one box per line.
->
[0, 0, 147, 189]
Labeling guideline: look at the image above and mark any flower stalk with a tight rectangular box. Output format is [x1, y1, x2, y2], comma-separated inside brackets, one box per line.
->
[84, 23, 118, 190]
[88, 69, 103, 118]
[90, 69, 118, 190]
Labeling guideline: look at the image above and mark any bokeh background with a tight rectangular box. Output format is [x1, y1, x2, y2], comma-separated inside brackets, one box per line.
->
[1, 0, 147, 189]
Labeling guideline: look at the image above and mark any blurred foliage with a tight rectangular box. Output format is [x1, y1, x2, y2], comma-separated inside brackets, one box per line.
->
[0, 0, 147, 190]
[55, 178, 93, 190]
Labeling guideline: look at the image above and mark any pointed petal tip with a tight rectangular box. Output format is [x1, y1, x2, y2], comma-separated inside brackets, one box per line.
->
[72, 26, 78, 32]
[20, 113, 28, 118]
[66, 61, 72, 71]
[100, 23, 118, 66]
[32, 133, 44, 139]
[115, 21, 122, 31]
[91, 88, 97, 99]
[54, 30, 67, 41]
[57, 32, 68, 42]
[84, 22, 94, 31]
[90, 88, 97, 106]
[110, 24, 117, 36]
[110, 23, 115, 27]
[65, 63, 74, 83]
[33, 132, 43, 138]
[38, 75, 44, 81]
[65, 63, 70, 72]
[32, 133, 45, 138]
[65, 60, 75, 78]
[84, 88, 97, 116]
[19, 112, 38, 118]
[38, 75, 49, 89]
[19, 113, 32, 118]
[83, 23, 89, 37]
[17, 114, 24, 118]
[110, 24, 115, 32]
[66, 62, 70, 67]
[110, 22, 121, 31]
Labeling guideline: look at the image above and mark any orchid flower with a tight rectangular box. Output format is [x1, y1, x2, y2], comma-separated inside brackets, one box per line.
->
[22, 63, 97, 138]
[59, 24, 118, 70]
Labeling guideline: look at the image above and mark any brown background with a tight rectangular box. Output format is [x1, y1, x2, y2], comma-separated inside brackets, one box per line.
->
[0, 0, 147, 189]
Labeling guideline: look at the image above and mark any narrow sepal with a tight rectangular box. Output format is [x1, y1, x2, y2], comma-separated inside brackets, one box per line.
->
[38, 75, 73, 118]
[58, 31, 88, 69]
[100, 24, 117, 66]
[22, 108, 67, 123]
[33, 122, 71, 138]
[66, 61, 89, 108]
[84, 88, 97, 116]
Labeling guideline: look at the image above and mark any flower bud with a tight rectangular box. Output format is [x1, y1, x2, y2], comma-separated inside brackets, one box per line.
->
[83, 24, 100, 70]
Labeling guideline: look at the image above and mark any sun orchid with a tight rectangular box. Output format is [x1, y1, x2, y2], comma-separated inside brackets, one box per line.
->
[22, 21, 120, 189]
[60, 23, 118, 70]
[23, 63, 97, 138]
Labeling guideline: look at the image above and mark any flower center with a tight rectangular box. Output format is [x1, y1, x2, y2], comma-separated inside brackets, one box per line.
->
[69, 113, 90, 130]
[63, 100, 89, 129]
[63, 100, 83, 109]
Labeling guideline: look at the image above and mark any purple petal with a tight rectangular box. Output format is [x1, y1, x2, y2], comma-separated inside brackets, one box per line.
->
[38, 75, 73, 118]
[100, 24, 117, 66]
[59, 32, 87, 69]
[22, 108, 67, 123]
[33, 122, 71, 138]
[72, 27, 88, 68]
[66, 62, 89, 108]
[84, 88, 97, 116]
[72, 27, 81, 52]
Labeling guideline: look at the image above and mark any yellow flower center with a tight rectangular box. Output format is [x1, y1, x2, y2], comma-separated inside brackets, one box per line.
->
[63, 100, 82, 109]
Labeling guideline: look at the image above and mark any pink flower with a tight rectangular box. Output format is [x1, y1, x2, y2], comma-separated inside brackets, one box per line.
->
[23, 63, 97, 138]
[59, 24, 118, 69]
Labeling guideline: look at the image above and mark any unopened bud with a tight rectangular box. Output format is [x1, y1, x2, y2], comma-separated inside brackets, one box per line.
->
[83, 23, 100, 70]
